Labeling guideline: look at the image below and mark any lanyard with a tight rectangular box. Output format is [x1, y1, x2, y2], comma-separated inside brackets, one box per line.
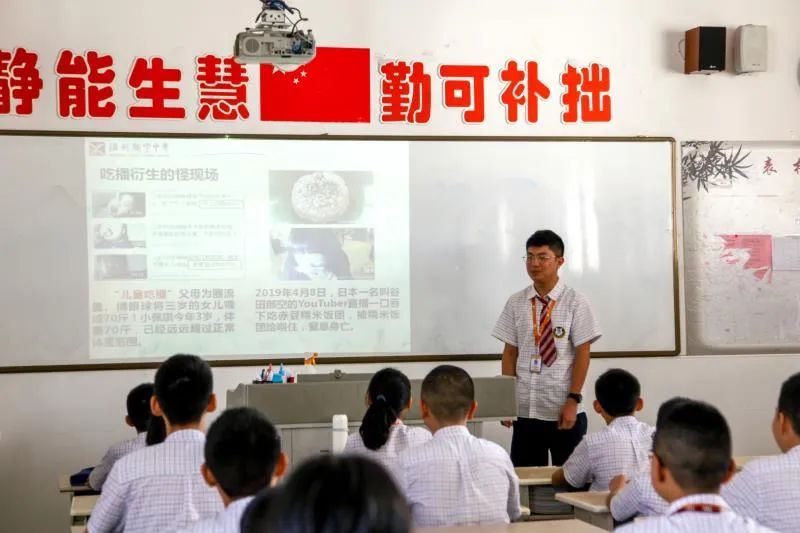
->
[674, 503, 725, 515]
[531, 297, 556, 346]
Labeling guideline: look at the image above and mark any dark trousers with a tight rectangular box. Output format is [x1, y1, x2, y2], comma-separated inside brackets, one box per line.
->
[510, 413, 588, 467]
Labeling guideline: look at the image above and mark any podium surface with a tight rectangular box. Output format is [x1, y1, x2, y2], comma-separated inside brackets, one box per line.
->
[227, 372, 516, 464]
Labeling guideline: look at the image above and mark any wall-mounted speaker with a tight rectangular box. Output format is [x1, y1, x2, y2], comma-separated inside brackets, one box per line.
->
[685, 26, 726, 74]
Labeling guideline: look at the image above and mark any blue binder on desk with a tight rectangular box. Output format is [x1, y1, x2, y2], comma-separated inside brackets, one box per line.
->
[70, 466, 94, 487]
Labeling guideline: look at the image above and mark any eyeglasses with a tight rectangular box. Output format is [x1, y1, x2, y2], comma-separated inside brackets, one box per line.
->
[523, 254, 560, 264]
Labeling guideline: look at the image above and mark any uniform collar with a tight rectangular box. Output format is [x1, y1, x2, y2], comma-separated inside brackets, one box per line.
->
[525, 278, 566, 302]
[165, 428, 206, 443]
[786, 444, 800, 457]
[226, 495, 255, 514]
[666, 493, 728, 515]
[608, 415, 640, 429]
[432, 425, 471, 440]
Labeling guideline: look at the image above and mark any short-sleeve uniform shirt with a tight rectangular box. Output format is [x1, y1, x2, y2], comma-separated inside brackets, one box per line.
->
[344, 422, 431, 482]
[562, 416, 654, 491]
[722, 446, 800, 533]
[610, 468, 669, 522]
[492, 280, 601, 420]
[87, 429, 222, 533]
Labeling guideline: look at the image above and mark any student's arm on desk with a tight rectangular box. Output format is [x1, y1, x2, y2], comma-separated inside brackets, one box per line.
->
[551, 467, 569, 487]
[87, 447, 114, 491]
[501, 343, 518, 428]
[607, 474, 641, 522]
[551, 438, 590, 489]
[607, 474, 627, 506]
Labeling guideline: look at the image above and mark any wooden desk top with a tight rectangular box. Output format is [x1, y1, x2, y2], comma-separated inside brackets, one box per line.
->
[70, 495, 99, 517]
[515, 466, 558, 486]
[415, 519, 605, 532]
[554, 491, 610, 513]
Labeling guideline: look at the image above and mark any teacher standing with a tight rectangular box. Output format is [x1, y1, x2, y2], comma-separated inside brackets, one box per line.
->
[492, 230, 601, 467]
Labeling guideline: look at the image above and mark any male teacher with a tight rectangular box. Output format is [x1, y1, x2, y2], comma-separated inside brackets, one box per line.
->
[492, 230, 601, 466]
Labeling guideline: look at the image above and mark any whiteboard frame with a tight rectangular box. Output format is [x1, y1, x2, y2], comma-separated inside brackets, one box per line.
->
[0, 130, 680, 373]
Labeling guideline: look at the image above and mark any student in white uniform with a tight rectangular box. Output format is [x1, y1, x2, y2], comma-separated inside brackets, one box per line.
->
[246, 455, 411, 533]
[722, 372, 800, 533]
[616, 400, 776, 533]
[179, 407, 287, 533]
[607, 397, 690, 522]
[88, 382, 153, 490]
[344, 368, 431, 479]
[398, 365, 520, 528]
[88, 354, 223, 533]
[552, 368, 654, 491]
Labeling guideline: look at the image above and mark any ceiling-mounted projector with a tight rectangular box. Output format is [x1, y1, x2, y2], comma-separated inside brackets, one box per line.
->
[234, 0, 315, 69]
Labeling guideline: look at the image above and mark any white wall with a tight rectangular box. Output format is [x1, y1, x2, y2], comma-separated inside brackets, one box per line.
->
[2, 1, 800, 531]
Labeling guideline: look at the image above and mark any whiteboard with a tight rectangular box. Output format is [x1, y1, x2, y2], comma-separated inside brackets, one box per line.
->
[0, 134, 678, 370]
[683, 140, 800, 353]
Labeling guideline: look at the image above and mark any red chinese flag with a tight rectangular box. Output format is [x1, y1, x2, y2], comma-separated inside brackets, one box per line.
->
[260, 47, 371, 123]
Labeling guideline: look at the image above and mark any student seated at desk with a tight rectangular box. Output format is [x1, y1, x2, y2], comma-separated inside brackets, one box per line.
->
[552, 369, 654, 491]
[248, 455, 410, 533]
[607, 397, 690, 522]
[88, 354, 223, 533]
[179, 407, 287, 533]
[344, 368, 431, 479]
[87, 383, 153, 491]
[722, 372, 800, 533]
[616, 400, 776, 533]
[398, 365, 520, 528]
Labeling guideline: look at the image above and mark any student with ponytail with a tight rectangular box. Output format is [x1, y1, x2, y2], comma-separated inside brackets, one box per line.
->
[344, 368, 431, 478]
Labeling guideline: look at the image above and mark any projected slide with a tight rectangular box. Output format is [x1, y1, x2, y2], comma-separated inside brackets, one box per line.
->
[86, 138, 410, 359]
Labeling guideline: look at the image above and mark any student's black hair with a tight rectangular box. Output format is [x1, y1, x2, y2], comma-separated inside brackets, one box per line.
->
[594, 368, 641, 417]
[146, 415, 166, 446]
[778, 372, 800, 435]
[126, 382, 154, 432]
[652, 400, 732, 492]
[420, 365, 474, 423]
[154, 354, 213, 426]
[205, 407, 282, 499]
[655, 396, 692, 429]
[359, 368, 412, 451]
[258, 455, 410, 533]
[525, 230, 565, 257]
[240, 487, 280, 533]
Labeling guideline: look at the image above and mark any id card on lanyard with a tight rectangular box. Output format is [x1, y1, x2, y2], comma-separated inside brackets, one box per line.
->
[530, 298, 556, 373]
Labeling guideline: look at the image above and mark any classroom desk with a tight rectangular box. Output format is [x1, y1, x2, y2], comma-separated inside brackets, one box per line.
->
[415, 518, 606, 532]
[70, 495, 99, 525]
[515, 467, 559, 486]
[554, 491, 612, 531]
[72, 526, 86, 533]
[515, 467, 558, 510]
